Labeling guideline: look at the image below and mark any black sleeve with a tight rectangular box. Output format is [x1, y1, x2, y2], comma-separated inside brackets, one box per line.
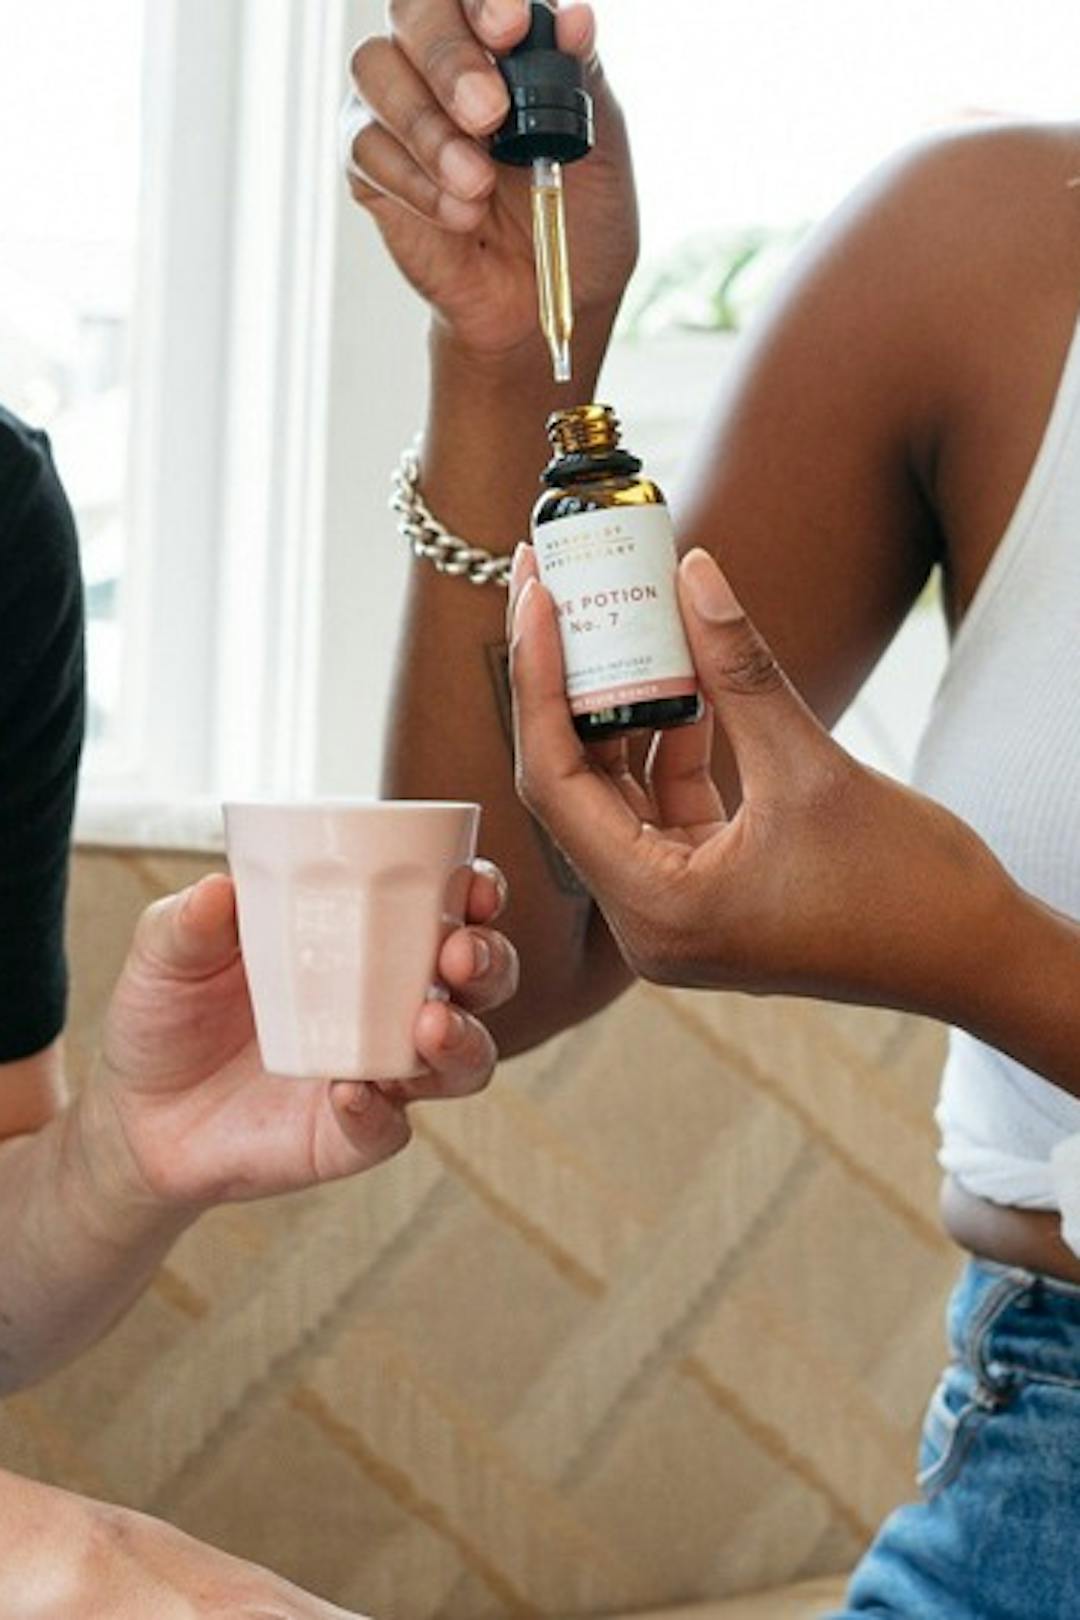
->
[0, 408, 85, 1062]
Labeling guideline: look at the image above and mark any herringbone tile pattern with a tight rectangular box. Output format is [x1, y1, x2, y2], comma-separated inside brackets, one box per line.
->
[0, 850, 958, 1617]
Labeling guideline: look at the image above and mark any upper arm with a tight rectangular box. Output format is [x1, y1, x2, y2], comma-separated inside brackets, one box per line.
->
[0, 1038, 67, 1140]
[672, 138, 959, 729]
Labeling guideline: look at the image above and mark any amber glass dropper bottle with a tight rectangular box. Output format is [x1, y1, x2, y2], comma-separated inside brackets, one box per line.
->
[531, 405, 702, 741]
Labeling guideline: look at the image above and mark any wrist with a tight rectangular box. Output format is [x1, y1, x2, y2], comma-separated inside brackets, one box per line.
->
[429, 306, 616, 408]
[962, 880, 1080, 1090]
[59, 1081, 198, 1252]
[422, 310, 617, 557]
[901, 830, 1015, 1029]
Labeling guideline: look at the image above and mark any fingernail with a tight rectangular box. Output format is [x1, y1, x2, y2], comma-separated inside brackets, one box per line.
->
[454, 71, 507, 132]
[443, 1007, 468, 1049]
[681, 548, 742, 623]
[179, 875, 218, 925]
[344, 1082, 374, 1114]
[510, 575, 537, 639]
[508, 541, 530, 609]
[440, 138, 492, 200]
[472, 856, 509, 916]
[472, 934, 492, 977]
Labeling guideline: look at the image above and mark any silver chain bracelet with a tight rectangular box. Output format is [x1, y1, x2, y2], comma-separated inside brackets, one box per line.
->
[391, 441, 516, 589]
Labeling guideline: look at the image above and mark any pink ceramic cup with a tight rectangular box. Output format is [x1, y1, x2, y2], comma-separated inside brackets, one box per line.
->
[223, 800, 481, 1080]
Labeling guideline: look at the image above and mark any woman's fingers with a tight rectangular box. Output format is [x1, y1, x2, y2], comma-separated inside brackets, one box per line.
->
[509, 544, 655, 822]
[388, 0, 523, 133]
[677, 550, 829, 800]
[555, 1, 597, 61]
[350, 37, 497, 202]
[646, 705, 726, 836]
[346, 114, 489, 232]
[590, 737, 657, 822]
[346, 0, 516, 235]
[510, 575, 649, 890]
[506, 541, 539, 639]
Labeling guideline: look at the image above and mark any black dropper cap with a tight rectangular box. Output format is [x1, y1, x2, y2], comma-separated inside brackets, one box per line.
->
[491, 0, 595, 167]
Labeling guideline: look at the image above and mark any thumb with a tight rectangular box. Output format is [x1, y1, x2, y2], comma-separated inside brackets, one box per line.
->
[677, 548, 825, 795]
[133, 873, 241, 981]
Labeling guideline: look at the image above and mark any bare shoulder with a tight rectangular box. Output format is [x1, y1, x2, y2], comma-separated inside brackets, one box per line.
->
[772, 120, 1079, 320]
[886, 119, 1080, 261]
[730, 120, 1080, 458]
[835, 121, 1080, 318]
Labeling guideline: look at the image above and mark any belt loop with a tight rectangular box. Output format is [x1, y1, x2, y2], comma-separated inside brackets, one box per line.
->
[966, 1269, 1031, 1401]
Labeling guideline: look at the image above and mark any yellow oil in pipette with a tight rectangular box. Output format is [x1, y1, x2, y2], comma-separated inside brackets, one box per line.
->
[531, 156, 573, 384]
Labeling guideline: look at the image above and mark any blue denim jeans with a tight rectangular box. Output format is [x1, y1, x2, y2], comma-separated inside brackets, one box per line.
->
[826, 1260, 1080, 1619]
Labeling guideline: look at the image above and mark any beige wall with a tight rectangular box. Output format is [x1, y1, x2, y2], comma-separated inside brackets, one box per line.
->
[0, 846, 958, 1618]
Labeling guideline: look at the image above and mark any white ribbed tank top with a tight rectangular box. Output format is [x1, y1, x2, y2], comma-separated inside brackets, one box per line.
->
[913, 314, 1080, 1211]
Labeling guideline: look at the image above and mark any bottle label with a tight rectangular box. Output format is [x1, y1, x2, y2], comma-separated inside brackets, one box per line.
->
[532, 504, 698, 716]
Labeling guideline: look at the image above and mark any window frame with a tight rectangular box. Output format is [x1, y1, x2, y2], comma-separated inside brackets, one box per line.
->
[79, 0, 429, 818]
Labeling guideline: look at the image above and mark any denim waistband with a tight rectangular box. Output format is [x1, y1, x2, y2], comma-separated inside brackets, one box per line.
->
[950, 1259, 1080, 1394]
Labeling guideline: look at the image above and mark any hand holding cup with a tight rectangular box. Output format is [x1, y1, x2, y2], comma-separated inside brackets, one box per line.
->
[74, 819, 515, 1214]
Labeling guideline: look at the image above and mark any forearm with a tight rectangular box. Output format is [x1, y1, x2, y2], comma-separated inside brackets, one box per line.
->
[384, 319, 633, 1053]
[957, 880, 1080, 1096]
[0, 1092, 191, 1393]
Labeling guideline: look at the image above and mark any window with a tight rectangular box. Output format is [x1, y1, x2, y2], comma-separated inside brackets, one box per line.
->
[598, 0, 1080, 266]
[0, 0, 144, 751]
[6, 1, 1079, 829]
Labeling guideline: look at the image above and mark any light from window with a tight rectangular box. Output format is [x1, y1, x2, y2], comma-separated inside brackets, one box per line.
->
[596, 0, 1080, 261]
[0, 0, 144, 747]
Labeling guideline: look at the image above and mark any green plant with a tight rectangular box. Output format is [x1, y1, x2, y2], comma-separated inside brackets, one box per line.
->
[620, 224, 810, 339]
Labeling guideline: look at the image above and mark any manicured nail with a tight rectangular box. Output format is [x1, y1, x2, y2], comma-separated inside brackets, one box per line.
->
[440, 138, 492, 200]
[507, 543, 532, 635]
[510, 575, 537, 640]
[681, 548, 742, 623]
[472, 856, 509, 916]
[472, 934, 492, 977]
[454, 71, 507, 133]
[509, 541, 531, 605]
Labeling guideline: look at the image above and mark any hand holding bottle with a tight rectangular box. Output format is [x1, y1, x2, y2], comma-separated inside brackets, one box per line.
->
[510, 542, 1019, 1025]
[342, 0, 638, 363]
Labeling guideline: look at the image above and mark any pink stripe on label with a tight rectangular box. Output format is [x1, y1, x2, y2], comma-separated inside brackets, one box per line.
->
[571, 676, 699, 716]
